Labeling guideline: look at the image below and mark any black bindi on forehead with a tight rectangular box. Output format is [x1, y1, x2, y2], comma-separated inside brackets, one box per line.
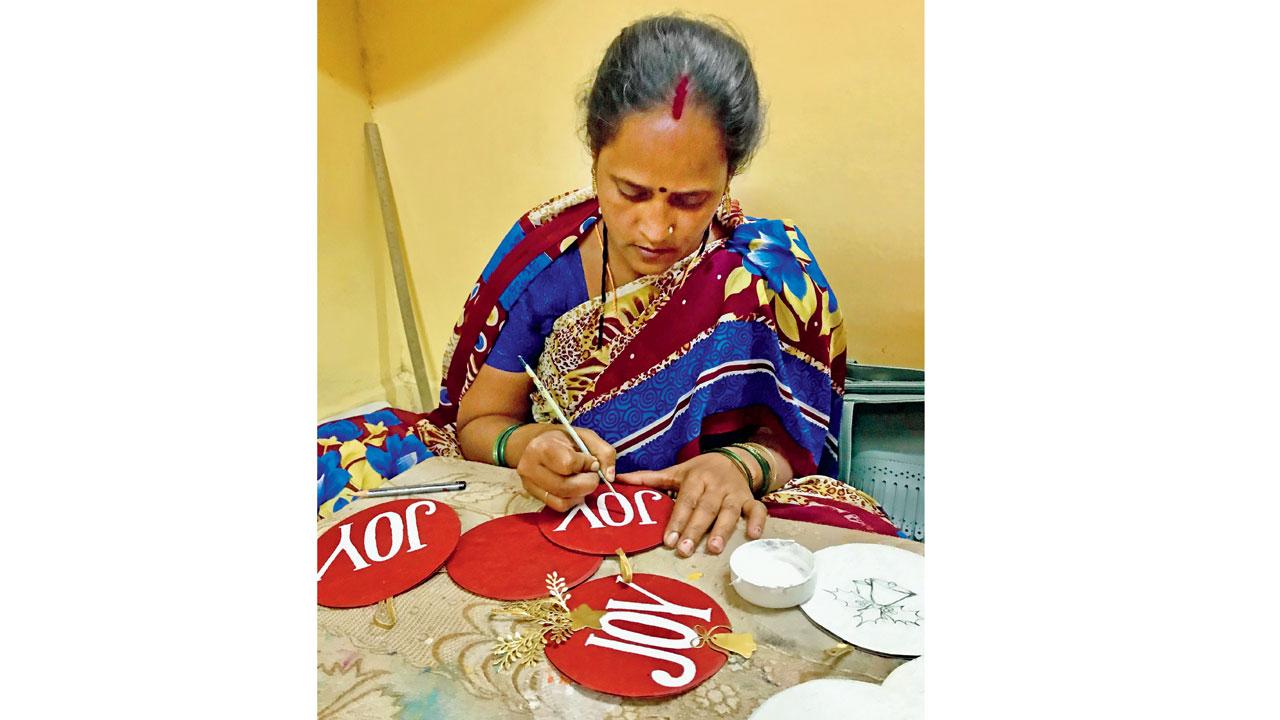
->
[658, 186, 667, 193]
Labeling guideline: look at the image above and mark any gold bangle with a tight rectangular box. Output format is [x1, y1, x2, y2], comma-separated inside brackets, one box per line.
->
[731, 442, 772, 498]
[750, 442, 779, 493]
[750, 442, 779, 498]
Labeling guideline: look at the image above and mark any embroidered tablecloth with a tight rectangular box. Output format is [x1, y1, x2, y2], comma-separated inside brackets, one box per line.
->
[318, 457, 923, 719]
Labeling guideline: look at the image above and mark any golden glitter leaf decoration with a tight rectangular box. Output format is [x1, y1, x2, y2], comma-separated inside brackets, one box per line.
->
[545, 571, 571, 610]
[544, 617, 574, 645]
[490, 598, 558, 623]
[491, 631, 545, 671]
[490, 572, 602, 670]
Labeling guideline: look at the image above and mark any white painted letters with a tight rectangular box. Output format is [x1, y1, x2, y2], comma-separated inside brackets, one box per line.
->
[597, 491, 634, 527]
[599, 611, 700, 649]
[582, 634, 697, 688]
[318, 501, 438, 581]
[605, 577, 713, 621]
[403, 500, 437, 551]
[553, 490, 664, 531]
[633, 489, 662, 526]
[577, 577, 715, 690]
[317, 522, 370, 580]
[364, 511, 404, 562]
[554, 500, 605, 531]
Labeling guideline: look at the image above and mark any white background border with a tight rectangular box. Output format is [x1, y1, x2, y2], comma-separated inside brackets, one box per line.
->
[1, 1, 1276, 716]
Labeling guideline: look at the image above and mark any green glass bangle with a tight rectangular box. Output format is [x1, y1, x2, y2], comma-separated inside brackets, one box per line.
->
[752, 442, 777, 498]
[709, 447, 757, 495]
[493, 423, 522, 467]
[731, 442, 773, 498]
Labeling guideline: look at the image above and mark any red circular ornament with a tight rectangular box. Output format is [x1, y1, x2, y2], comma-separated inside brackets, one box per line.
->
[446, 513, 602, 600]
[317, 498, 461, 608]
[538, 485, 675, 554]
[544, 573, 730, 698]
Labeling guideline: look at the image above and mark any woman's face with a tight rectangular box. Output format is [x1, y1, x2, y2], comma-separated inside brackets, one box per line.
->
[595, 104, 729, 280]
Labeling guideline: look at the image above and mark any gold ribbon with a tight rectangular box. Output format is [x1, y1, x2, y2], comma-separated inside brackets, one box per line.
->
[691, 624, 733, 654]
[372, 597, 397, 629]
[691, 624, 757, 659]
[615, 547, 633, 583]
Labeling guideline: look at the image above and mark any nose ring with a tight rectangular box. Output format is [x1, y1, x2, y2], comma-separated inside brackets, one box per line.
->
[668, 225, 675, 235]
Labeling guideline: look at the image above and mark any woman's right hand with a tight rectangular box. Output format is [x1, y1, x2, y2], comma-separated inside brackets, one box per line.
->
[515, 427, 617, 511]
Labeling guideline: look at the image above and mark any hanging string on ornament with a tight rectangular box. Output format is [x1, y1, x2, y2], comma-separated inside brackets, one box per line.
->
[691, 624, 758, 659]
[615, 547, 633, 583]
[372, 597, 397, 629]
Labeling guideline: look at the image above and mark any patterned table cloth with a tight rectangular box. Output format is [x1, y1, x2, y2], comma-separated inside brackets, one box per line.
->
[318, 457, 923, 719]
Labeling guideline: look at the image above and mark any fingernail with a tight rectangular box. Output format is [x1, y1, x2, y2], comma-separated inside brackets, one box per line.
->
[708, 536, 723, 553]
[591, 459, 601, 471]
[678, 538, 693, 555]
[606, 466, 616, 482]
[749, 526, 761, 537]
[665, 531, 679, 547]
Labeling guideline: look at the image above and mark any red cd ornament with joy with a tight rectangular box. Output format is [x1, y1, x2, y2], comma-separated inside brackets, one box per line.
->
[544, 573, 731, 698]
[317, 498, 461, 608]
[446, 513, 602, 600]
[538, 485, 675, 554]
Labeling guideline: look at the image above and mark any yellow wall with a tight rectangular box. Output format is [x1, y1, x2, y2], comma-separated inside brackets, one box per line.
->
[317, 0, 418, 419]
[318, 0, 922, 415]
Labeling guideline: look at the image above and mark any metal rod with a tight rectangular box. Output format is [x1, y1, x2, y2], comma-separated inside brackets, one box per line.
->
[365, 122, 436, 412]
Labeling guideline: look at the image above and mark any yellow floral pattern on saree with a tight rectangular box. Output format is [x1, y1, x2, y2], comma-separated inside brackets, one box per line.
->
[723, 219, 846, 360]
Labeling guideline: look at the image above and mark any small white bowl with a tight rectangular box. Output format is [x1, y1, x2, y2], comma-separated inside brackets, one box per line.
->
[729, 539, 817, 608]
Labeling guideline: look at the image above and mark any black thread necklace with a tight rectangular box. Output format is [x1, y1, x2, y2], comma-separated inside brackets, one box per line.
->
[594, 221, 711, 350]
[596, 221, 612, 349]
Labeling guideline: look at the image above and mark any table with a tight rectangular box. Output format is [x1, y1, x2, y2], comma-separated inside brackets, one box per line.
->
[318, 457, 923, 719]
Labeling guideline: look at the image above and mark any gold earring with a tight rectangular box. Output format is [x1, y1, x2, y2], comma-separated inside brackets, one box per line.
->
[718, 187, 732, 217]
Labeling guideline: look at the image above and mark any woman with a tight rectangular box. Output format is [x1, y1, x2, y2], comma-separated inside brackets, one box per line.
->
[319, 15, 899, 550]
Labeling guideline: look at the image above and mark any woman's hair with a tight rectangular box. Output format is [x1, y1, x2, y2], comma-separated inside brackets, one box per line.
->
[582, 14, 765, 175]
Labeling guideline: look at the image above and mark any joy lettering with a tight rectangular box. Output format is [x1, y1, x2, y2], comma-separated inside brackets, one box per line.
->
[581, 577, 713, 689]
[553, 489, 665, 531]
[317, 500, 437, 581]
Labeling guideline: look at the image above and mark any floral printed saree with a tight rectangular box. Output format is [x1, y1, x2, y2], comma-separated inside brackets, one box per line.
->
[318, 188, 899, 537]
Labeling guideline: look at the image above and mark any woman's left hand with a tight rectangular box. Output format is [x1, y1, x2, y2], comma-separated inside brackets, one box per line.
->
[616, 453, 768, 557]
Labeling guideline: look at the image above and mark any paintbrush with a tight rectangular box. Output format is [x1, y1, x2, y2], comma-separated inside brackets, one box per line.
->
[518, 355, 617, 494]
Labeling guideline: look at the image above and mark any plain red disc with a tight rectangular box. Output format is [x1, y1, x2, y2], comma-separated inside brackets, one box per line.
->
[544, 573, 731, 697]
[538, 485, 675, 554]
[317, 498, 461, 608]
[446, 513, 603, 600]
